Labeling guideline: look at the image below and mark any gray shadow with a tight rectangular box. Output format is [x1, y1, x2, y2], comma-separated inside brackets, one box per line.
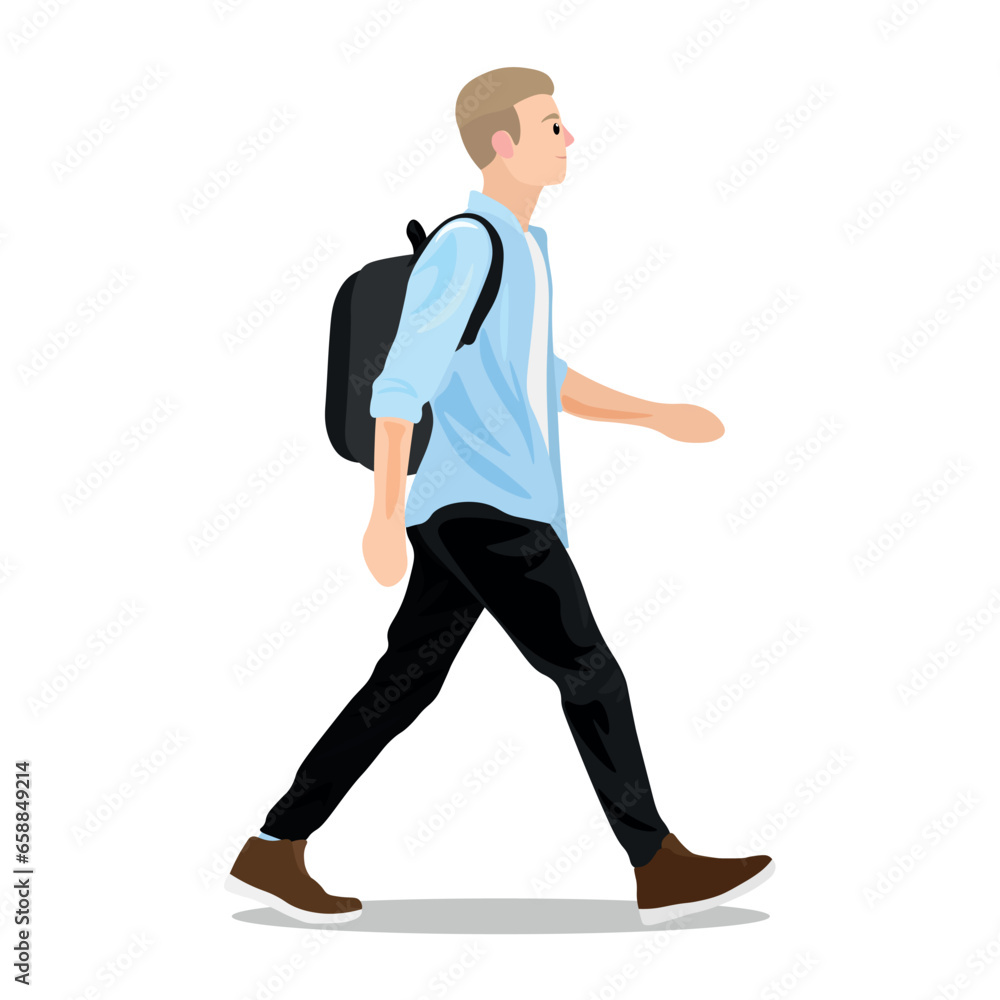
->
[232, 898, 768, 934]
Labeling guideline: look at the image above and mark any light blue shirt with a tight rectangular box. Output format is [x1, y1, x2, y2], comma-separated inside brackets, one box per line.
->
[370, 190, 571, 545]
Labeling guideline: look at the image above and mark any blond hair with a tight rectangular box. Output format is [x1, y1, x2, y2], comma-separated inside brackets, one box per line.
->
[455, 67, 554, 169]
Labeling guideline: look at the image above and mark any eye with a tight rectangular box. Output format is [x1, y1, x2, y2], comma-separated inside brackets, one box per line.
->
[552, 122, 560, 135]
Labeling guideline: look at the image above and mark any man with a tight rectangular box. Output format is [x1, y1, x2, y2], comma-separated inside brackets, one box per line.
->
[227, 67, 774, 926]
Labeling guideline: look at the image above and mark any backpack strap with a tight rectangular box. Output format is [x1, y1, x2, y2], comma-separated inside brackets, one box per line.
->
[405, 212, 504, 349]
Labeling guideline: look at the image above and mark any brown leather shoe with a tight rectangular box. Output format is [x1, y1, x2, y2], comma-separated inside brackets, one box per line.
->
[226, 837, 362, 924]
[635, 833, 773, 924]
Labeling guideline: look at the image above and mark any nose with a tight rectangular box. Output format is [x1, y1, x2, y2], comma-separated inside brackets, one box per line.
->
[563, 127, 575, 148]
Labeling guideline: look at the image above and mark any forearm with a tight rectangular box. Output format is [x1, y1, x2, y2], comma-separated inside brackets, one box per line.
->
[559, 367, 724, 443]
[559, 368, 658, 427]
[372, 417, 413, 520]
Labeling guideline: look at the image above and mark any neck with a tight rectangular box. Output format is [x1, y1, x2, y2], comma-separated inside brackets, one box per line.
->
[481, 169, 541, 232]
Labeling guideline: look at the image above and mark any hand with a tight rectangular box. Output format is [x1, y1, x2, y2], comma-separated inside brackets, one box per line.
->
[650, 403, 725, 443]
[363, 512, 407, 586]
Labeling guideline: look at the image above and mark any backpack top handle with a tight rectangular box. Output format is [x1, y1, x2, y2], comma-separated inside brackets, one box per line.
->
[405, 219, 426, 252]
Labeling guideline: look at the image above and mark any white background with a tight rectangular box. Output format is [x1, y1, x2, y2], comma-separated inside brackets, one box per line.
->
[4, 0, 1000, 997]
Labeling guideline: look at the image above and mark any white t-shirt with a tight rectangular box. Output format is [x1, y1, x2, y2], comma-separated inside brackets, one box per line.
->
[524, 231, 549, 451]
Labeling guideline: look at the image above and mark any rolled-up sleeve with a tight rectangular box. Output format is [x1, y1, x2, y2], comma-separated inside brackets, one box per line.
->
[553, 354, 569, 412]
[370, 220, 492, 423]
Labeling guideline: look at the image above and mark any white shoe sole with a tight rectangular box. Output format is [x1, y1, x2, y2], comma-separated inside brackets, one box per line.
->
[638, 859, 775, 925]
[225, 875, 363, 924]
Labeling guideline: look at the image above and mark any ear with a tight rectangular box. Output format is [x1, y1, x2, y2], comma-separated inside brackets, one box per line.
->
[491, 130, 515, 159]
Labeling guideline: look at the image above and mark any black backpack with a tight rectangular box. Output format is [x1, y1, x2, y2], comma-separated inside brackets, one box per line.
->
[325, 213, 503, 474]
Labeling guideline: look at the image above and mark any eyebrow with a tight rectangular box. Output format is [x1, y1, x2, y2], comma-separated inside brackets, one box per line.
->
[541, 113, 560, 122]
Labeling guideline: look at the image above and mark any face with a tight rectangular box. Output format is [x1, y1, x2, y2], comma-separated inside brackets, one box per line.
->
[491, 93, 575, 186]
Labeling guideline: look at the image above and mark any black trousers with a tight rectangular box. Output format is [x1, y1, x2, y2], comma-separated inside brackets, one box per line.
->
[261, 503, 669, 867]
